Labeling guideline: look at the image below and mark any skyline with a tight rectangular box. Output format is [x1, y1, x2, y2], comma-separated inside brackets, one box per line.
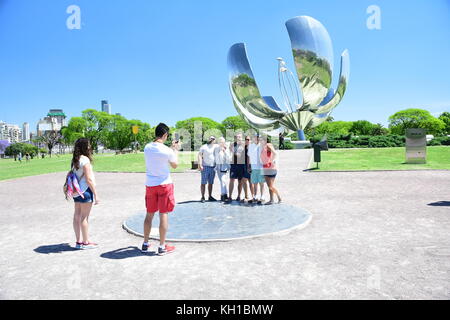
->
[1, 0, 450, 132]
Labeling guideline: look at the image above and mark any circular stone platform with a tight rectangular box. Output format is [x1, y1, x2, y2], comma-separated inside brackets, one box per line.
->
[123, 201, 312, 242]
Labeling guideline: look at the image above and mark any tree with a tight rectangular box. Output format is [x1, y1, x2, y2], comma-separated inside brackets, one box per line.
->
[81, 109, 113, 152]
[101, 115, 134, 151]
[176, 117, 224, 148]
[35, 130, 62, 157]
[349, 120, 388, 136]
[349, 120, 376, 136]
[311, 121, 353, 136]
[438, 112, 450, 135]
[0, 140, 11, 157]
[61, 117, 87, 147]
[388, 108, 445, 135]
[5, 143, 38, 158]
[5, 143, 23, 159]
[221, 116, 250, 132]
[371, 123, 389, 136]
[22, 143, 38, 158]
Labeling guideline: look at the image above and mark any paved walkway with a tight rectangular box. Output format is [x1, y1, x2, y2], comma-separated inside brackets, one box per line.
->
[0, 150, 449, 299]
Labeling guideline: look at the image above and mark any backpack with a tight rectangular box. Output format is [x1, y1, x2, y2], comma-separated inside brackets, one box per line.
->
[63, 168, 85, 200]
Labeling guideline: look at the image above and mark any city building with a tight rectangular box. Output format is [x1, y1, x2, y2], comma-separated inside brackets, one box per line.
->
[36, 109, 67, 136]
[22, 122, 30, 141]
[101, 100, 111, 114]
[0, 121, 23, 143]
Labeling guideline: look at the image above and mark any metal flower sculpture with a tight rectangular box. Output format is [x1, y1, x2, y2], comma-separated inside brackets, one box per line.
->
[228, 16, 350, 140]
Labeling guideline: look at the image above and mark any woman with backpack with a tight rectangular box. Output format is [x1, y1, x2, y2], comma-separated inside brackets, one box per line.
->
[67, 138, 100, 249]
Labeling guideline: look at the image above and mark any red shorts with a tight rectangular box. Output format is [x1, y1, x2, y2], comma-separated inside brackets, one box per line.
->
[145, 183, 175, 213]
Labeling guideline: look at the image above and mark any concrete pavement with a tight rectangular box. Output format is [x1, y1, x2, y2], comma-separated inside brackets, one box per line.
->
[0, 150, 449, 299]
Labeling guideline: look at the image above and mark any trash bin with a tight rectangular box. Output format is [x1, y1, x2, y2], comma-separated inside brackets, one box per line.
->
[313, 144, 321, 163]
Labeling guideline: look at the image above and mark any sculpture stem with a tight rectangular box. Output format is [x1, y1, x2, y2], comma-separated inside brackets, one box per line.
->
[297, 129, 306, 141]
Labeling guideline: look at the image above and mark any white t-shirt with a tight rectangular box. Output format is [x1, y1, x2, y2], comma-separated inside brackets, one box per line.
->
[145, 142, 177, 187]
[73, 155, 94, 193]
[199, 143, 217, 167]
[248, 143, 262, 169]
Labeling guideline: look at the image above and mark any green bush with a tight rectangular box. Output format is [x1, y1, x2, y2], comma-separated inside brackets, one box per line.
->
[367, 135, 405, 148]
[312, 134, 406, 149]
[427, 136, 450, 146]
[283, 141, 294, 150]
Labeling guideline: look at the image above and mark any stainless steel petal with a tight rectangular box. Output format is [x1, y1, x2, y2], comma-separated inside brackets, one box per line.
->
[279, 110, 315, 132]
[228, 43, 286, 121]
[314, 49, 350, 117]
[230, 84, 281, 130]
[309, 110, 332, 128]
[286, 16, 334, 110]
[262, 96, 283, 111]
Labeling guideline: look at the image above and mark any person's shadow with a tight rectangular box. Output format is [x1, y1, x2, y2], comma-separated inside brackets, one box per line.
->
[100, 246, 157, 259]
[34, 243, 79, 254]
[427, 201, 450, 207]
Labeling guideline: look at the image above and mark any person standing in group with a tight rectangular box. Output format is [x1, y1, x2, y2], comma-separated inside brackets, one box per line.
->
[71, 138, 100, 250]
[198, 136, 218, 202]
[142, 123, 179, 255]
[247, 133, 265, 204]
[241, 135, 252, 202]
[214, 137, 231, 202]
[279, 132, 285, 150]
[228, 133, 249, 202]
[260, 136, 282, 204]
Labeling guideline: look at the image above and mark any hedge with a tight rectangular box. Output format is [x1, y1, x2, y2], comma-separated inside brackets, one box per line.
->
[309, 134, 405, 148]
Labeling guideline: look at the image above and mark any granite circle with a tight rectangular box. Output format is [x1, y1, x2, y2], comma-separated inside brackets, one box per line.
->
[123, 201, 312, 242]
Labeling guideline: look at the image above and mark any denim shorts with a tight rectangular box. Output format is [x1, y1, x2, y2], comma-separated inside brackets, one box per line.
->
[73, 188, 94, 203]
[250, 169, 265, 184]
[201, 166, 216, 185]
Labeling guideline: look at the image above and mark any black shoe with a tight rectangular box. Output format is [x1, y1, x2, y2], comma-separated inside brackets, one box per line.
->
[224, 197, 231, 204]
[220, 195, 225, 202]
[236, 196, 241, 202]
[201, 197, 205, 203]
[141, 243, 149, 253]
[208, 196, 217, 202]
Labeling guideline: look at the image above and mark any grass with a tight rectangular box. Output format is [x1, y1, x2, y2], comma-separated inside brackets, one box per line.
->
[2, 146, 448, 180]
[0, 152, 195, 181]
[314, 146, 450, 171]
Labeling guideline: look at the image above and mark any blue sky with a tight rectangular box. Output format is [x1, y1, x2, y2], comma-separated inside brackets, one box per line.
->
[0, 0, 449, 132]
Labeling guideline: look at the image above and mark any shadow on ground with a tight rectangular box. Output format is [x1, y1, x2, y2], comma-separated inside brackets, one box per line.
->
[428, 201, 450, 207]
[100, 246, 156, 259]
[178, 200, 267, 207]
[34, 243, 78, 254]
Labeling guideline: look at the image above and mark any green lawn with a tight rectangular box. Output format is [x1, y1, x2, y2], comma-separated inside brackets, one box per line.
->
[0, 152, 195, 181]
[314, 146, 450, 171]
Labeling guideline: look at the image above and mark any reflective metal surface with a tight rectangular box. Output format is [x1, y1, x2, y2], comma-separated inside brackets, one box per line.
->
[123, 201, 312, 242]
[228, 43, 284, 131]
[405, 128, 427, 164]
[227, 16, 350, 138]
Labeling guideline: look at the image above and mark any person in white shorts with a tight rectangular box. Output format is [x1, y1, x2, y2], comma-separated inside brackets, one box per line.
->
[214, 137, 231, 202]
